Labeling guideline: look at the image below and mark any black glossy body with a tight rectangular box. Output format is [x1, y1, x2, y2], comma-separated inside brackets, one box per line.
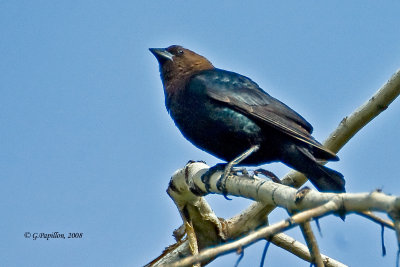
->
[150, 46, 346, 192]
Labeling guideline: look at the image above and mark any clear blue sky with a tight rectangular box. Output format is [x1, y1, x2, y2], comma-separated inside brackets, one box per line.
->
[1, 1, 400, 266]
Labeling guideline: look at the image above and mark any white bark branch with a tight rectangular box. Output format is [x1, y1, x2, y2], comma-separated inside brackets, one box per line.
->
[299, 221, 324, 267]
[163, 163, 400, 266]
[172, 162, 400, 215]
[149, 161, 400, 266]
[165, 185, 347, 267]
[270, 233, 347, 267]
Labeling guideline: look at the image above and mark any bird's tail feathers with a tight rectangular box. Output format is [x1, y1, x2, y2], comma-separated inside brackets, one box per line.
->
[309, 164, 346, 193]
[282, 145, 345, 193]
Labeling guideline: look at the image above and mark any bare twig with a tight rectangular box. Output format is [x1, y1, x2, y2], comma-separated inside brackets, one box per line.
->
[184, 221, 200, 267]
[270, 233, 347, 267]
[299, 222, 324, 267]
[324, 69, 400, 153]
[358, 211, 395, 230]
[394, 221, 400, 252]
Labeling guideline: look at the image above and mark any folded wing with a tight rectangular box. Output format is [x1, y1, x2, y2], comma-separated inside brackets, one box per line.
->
[188, 69, 338, 160]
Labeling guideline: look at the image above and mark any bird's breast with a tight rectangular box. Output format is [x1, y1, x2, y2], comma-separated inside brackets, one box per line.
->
[168, 92, 272, 162]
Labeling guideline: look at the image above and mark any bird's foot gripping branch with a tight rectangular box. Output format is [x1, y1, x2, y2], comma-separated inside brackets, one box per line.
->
[200, 144, 260, 199]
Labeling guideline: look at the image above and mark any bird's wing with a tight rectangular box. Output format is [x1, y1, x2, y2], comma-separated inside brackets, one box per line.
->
[188, 69, 338, 159]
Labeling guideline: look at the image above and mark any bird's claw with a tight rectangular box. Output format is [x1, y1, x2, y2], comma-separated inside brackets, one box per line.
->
[217, 167, 250, 200]
[216, 169, 232, 200]
[216, 164, 233, 200]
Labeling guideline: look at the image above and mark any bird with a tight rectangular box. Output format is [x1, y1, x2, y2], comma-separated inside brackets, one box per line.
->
[149, 45, 345, 193]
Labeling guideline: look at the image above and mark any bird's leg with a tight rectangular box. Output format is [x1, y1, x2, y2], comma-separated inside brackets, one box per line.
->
[231, 167, 249, 177]
[217, 144, 260, 199]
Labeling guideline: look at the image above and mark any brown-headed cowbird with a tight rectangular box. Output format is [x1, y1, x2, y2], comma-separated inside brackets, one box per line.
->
[150, 45, 345, 193]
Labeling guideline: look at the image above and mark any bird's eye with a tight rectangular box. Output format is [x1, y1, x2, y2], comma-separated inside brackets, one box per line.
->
[177, 49, 184, 55]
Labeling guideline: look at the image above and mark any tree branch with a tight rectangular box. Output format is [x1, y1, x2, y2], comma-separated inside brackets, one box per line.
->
[148, 161, 400, 266]
[299, 221, 324, 267]
[166, 196, 344, 267]
[270, 233, 347, 267]
[164, 168, 400, 266]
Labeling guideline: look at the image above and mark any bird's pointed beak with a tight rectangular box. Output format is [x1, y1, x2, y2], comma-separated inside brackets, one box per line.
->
[149, 48, 174, 64]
